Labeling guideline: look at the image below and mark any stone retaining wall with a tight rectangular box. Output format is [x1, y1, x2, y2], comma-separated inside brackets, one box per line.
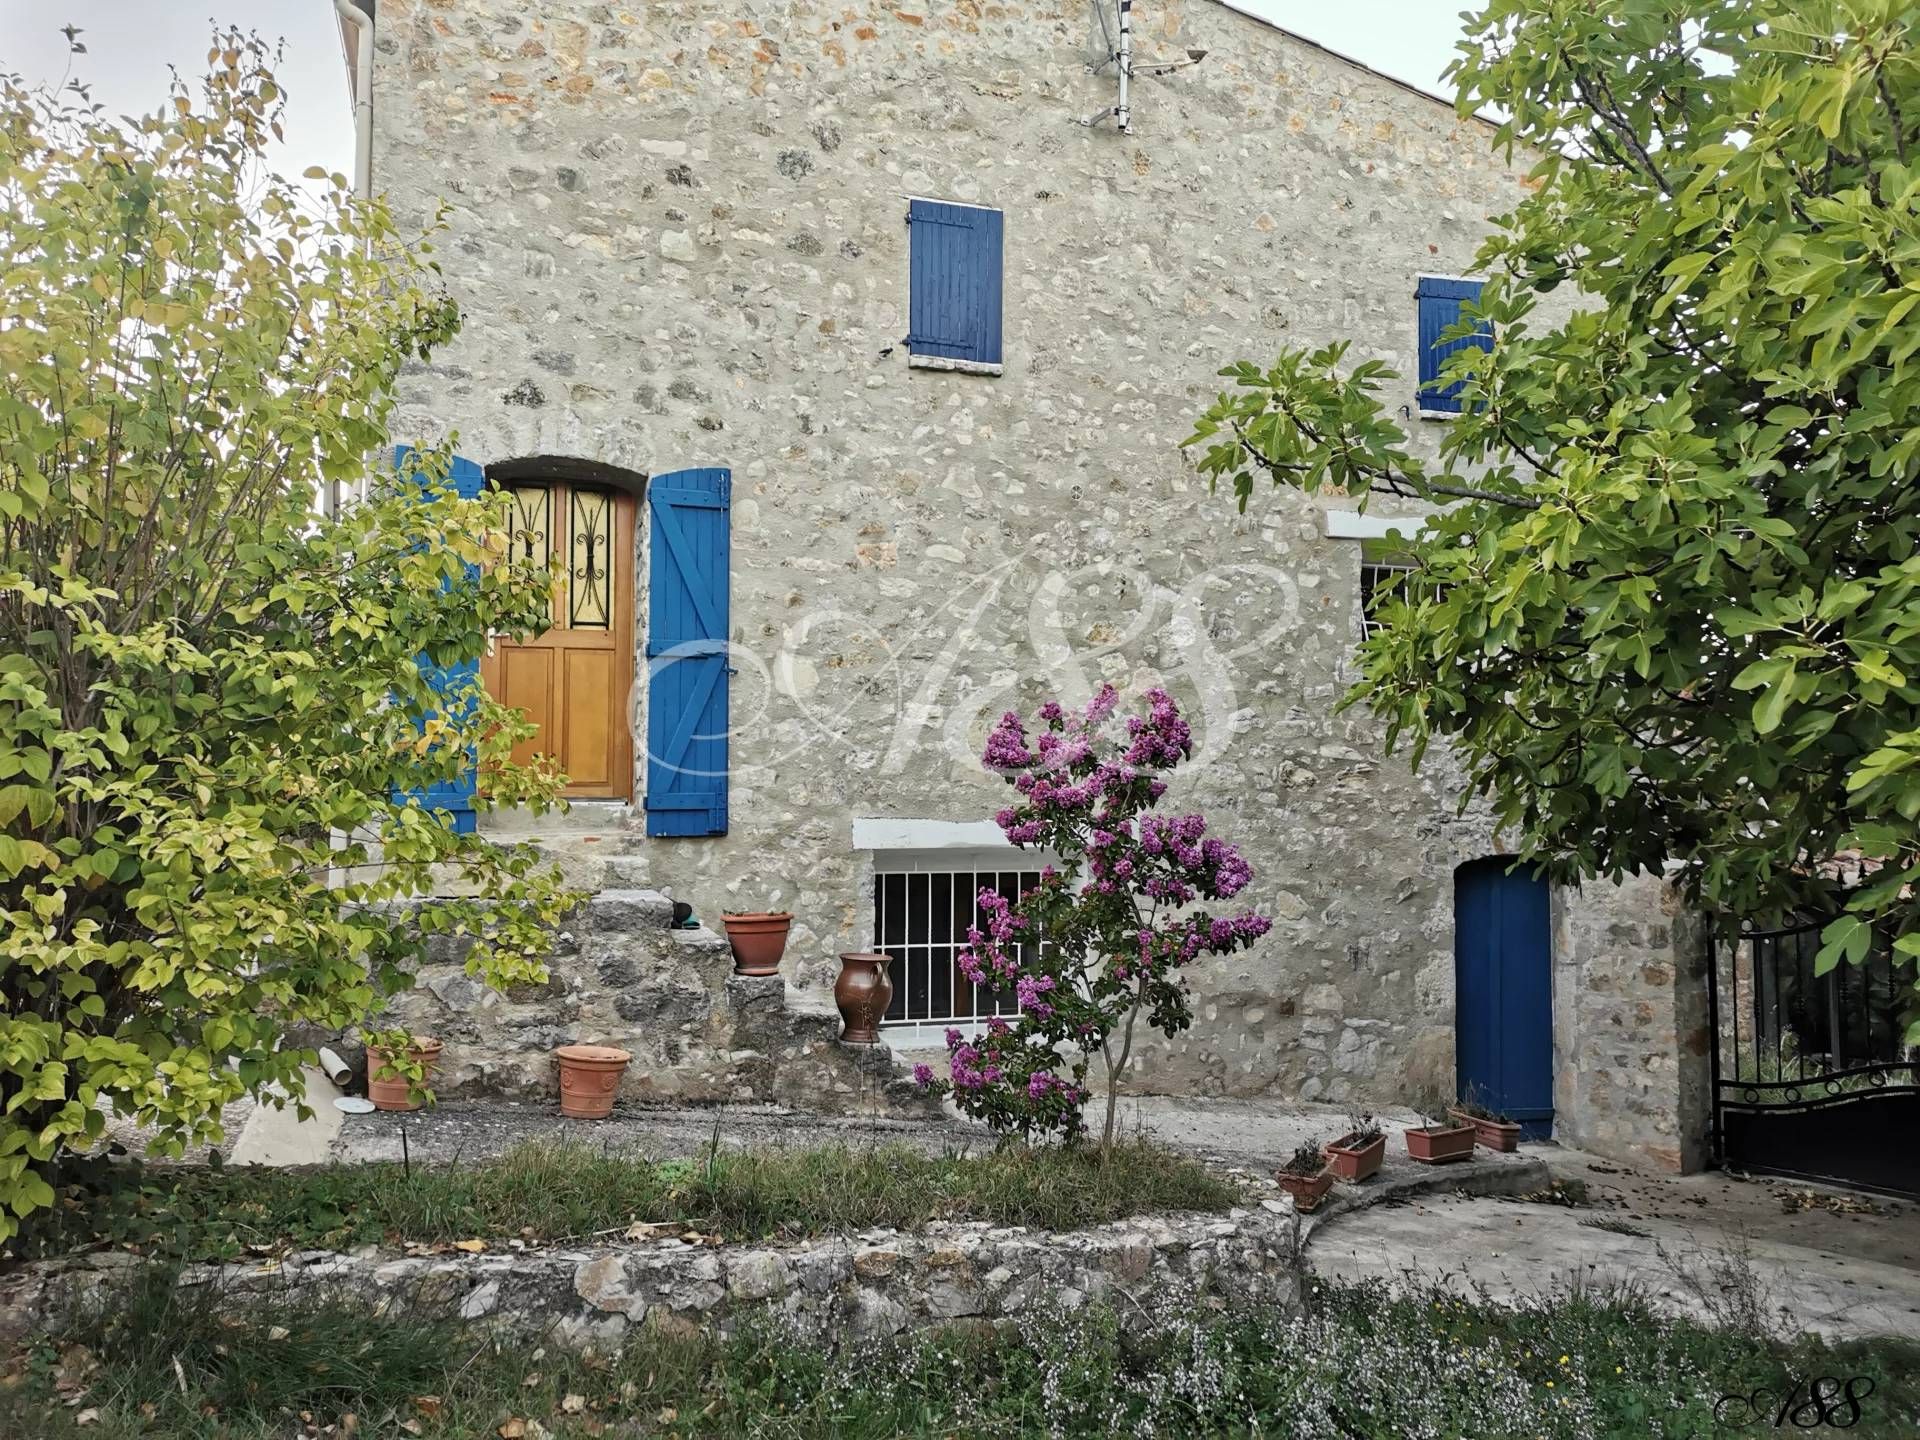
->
[1, 1207, 1303, 1352]
[354, 889, 938, 1120]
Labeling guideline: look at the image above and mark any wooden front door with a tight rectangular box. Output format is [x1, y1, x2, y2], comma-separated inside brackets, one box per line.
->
[481, 481, 636, 800]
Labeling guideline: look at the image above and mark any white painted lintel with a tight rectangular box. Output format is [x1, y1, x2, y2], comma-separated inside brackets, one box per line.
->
[851, 818, 1012, 852]
[1322, 509, 1430, 542]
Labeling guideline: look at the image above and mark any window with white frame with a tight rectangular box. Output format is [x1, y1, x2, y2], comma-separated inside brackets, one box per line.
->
[1325, 512, 1445, 645]
[1360, 536, 1433, 640]
[1359, 543, 1418, 640]
[869, 848, 1047, 1043]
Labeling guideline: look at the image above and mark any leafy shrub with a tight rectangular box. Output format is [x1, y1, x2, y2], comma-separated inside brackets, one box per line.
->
[0, 34, 572, 1237]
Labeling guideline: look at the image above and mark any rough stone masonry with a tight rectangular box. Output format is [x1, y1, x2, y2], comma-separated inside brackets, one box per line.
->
[365, 0, 1708, 1167]
[0, 1207, 1305, 1352]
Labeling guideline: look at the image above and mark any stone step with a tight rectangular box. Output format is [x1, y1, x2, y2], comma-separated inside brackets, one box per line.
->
[479, 801, 638, 839]
[586, 888, 677, 934]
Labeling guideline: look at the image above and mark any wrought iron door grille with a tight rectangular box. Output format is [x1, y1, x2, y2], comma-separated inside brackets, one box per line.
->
[566, 487, 613, 629]
[1707, 918, 1920, 1198]
[873, 866, 1044, 1035]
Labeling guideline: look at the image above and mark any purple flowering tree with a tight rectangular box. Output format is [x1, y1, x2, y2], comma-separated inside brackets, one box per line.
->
[916, 685, 1271, 1150]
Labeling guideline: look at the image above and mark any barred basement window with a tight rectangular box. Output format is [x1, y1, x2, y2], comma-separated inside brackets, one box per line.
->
[873, 859, 1045, 1040]
[1358, 538, 1444, 641]
[1359, 560, 1415, 640]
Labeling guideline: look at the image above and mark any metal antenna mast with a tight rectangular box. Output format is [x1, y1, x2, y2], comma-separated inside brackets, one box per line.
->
[1078, 0, 1206, 134]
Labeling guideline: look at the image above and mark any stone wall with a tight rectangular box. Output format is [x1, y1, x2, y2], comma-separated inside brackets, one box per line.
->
[0, 1208, 1303, 1352]
[364, 0, 1699, 1160]
[1552, 871, 1713, 1172]
[371, 887, 937, 1117]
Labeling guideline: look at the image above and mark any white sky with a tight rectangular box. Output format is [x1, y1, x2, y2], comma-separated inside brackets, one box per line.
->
[0, 2, 1471, 185]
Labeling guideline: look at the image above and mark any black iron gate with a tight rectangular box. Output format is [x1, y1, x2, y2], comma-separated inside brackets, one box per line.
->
[1707, 919, 1920, 1198]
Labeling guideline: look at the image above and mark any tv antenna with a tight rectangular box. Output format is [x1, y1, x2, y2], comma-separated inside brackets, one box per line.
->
[1079, 0, 1208, 134]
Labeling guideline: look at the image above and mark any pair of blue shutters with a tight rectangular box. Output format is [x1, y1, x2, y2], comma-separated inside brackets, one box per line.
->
[907, 200, 1003, 368]
[395, 453, 730, 838]
[1416, 276, 1491, 414]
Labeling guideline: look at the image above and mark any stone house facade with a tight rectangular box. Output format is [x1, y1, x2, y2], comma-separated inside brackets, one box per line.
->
[341, 0, 1710, 1172]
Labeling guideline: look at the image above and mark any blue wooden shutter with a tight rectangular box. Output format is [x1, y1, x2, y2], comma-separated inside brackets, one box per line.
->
[1416, 277, 1491, 414]
[907, 200, 1003, 368]
[645, 467, 730, 837]
[391, 445, 483, 835]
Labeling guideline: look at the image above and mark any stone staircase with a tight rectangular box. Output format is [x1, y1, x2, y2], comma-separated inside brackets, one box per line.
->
[380, 813, 937, 1119]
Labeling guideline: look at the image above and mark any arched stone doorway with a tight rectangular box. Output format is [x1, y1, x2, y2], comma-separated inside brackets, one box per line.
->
[482, 456, 649, 802]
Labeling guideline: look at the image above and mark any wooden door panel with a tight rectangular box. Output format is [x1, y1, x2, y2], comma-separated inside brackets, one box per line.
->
[562, 648, 614, 791]
[499, 647, 555, 770]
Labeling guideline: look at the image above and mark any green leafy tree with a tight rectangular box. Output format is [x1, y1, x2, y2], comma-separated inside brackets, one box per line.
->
[1186, 0, 1920, 1032]
[0, 34, 572, 1236]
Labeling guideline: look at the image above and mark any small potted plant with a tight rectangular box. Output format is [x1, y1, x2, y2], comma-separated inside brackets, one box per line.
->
[1403, 1087, 1475, 1165]
[720, 910, 793, 977]
[364, 1031, 443, 1113]
[1323, 1113, 1386, 1182]
[1450, 1086, 1522, 1152]
[1275, 1140, 1335, 1213]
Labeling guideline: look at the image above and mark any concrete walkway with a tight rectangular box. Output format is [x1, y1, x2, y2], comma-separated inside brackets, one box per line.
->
[1306, 1187, 1920, 1343]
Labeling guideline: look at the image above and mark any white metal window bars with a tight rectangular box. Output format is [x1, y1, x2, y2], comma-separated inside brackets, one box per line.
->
[874, 865, 1046, 1037]
[1358, 558, 1417, 639]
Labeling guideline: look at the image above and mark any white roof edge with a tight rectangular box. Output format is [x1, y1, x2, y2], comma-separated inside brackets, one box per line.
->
[1324, 510, 1428, 541]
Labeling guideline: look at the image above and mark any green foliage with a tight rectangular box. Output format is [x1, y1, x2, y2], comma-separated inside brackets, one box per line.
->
[9, 1275, 1918, 1438]
[15, 1138, 1235, 1259]
[0, 35, 574, 1236]
[1187, 0, 1920, 1027]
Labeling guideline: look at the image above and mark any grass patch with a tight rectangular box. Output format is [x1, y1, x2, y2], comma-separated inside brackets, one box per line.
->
[6, 1269, 1918, 1439]
[15, 1139, 1236, 1260]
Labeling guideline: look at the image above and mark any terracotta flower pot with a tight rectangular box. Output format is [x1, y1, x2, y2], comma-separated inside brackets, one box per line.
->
[1276, 1166, 1335, 1213]
[1404, 1121, 1476, 1164]
[366, 1038, 443, 1112]
[1323, 1130, 1386, 1183]
[556, 1044, 632, 1120]
[722, 912, 793, 977]
[1451, 1107, 1522, 1152]
[834, 952, 894, 1044]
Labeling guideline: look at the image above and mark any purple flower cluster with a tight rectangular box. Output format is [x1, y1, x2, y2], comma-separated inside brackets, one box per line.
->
[1026, 1070, 1085, 1103]
[983, 711, 1034, 770]
[956, 887, 1026, 986]
[944, 1030, 1005, 1092]
[1014, 972, 1057, 1019]
[1123, 687, 1192, 767]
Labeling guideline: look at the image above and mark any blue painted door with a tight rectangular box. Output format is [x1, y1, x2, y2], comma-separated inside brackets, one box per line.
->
[1455, 858, 1553, 1138]
[644, 468, 730, 837]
